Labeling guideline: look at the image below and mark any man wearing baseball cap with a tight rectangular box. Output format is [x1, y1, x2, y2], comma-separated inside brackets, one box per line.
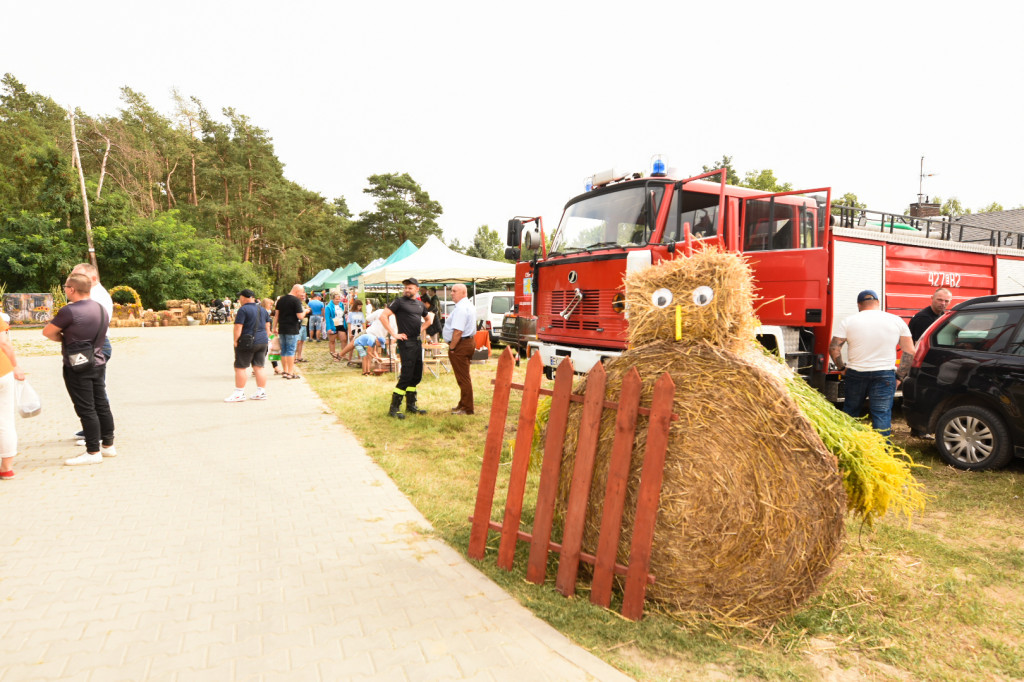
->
[379, 277, 429, 418]
[225, 289, 271, 402]
[828, 289, 915, 438]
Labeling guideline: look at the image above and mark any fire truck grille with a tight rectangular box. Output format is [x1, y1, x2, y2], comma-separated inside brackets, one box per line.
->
[547, 289, 603, 330]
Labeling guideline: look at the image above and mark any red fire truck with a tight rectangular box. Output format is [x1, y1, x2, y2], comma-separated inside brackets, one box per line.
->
[501, 166, 1024, 401]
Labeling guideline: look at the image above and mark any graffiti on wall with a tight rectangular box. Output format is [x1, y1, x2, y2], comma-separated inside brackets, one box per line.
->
[2, 293, 54, 325]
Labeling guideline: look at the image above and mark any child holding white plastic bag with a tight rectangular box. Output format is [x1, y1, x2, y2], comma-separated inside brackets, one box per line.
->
[0, 313, 27, 479]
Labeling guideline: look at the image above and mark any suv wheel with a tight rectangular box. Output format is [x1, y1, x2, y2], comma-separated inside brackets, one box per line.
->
[935, 405, 1013, 470]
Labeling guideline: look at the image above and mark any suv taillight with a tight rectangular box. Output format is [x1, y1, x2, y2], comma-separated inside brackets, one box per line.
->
[911, 332, 930, 369]
[911, 311, 953, 368]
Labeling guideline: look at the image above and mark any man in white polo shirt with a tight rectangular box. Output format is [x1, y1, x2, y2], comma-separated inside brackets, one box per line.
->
[829, 289, 915, 438]
[443, 283, 477, 415]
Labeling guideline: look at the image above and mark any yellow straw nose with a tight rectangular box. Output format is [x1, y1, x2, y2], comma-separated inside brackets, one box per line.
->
[675, 304, 682, 341]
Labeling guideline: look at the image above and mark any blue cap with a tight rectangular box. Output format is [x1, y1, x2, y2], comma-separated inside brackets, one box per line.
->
[377, 337, 386, 346]
[857, 289, 879, 303]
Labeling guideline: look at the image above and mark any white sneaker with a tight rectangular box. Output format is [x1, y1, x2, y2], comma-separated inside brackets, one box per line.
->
[224, 391, 247, 403]
[76, 439, 86, 447]
[249, 390, 268, 401]
[65, 452, 103, 466]
[101, 445, 117, 458]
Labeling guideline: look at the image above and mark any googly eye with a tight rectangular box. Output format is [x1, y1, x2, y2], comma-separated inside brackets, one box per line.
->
[692, 286, 714, 307]
[651, 288, 674, 308]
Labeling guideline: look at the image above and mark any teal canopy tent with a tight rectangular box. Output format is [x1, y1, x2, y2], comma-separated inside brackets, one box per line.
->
[321, 263, 361, 291]
[302, 269, 334, 290]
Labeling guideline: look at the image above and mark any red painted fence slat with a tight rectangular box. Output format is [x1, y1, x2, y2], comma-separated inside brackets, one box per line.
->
[526, 356, 575, 584]
[498, 353, 543, 569]
[590, 367, 642, 608]
[467, 348, 515, 560]
[621, 372, 675, 620]
[555, 362, 607, 597]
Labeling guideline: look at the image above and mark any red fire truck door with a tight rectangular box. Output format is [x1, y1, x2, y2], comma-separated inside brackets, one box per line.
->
[740, 190, 830, 328]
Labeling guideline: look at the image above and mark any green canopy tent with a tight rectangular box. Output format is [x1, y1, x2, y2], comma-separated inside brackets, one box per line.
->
[302, 269, 334, 290]
[321, 263, 361, 291]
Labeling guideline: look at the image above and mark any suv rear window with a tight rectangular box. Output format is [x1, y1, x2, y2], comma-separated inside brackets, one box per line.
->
[933, 310, 1021, 353]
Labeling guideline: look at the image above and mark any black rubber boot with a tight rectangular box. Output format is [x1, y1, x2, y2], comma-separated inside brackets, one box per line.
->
[388, 393, 406, 419]
[405, 392, 427, 415]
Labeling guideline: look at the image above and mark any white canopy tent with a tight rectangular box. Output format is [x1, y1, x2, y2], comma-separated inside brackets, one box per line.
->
[358, 235, 515, 285]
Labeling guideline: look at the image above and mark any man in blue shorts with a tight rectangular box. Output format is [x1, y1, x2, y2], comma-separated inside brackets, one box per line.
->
[272, 285, 307, 379]
[225, 289, 271, 402]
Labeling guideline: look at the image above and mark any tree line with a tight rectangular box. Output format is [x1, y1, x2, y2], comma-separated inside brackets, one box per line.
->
[0, 74, 455, 307]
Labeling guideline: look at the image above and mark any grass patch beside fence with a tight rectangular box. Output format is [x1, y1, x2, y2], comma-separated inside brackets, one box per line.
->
[302, 342, 1024, 681]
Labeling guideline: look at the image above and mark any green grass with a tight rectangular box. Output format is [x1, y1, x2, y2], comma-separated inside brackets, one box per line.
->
[302, 342, 1024, 681]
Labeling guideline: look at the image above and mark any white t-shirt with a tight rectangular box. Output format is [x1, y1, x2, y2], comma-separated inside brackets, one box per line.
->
[365, 309, 387, 338]
[91, 283, 114, 321]
[834, 309, 911, 371]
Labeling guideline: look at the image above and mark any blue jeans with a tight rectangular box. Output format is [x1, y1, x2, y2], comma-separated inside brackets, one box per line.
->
[843, 369, 897, 437]
[278, 333, 299, 358]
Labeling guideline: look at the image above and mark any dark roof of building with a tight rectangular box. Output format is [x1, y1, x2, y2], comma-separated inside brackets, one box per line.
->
[950, 209, 1024, 247]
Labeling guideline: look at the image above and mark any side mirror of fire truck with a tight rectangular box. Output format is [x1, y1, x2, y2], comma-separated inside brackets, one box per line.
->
[505, 246, 521, 261]
[507, 218, 524, 247]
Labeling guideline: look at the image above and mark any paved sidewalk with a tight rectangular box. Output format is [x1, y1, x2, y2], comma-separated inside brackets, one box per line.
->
[0, 325, 633, 682]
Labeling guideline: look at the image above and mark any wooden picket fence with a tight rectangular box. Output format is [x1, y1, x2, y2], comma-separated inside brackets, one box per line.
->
[468, 348, 676, 620]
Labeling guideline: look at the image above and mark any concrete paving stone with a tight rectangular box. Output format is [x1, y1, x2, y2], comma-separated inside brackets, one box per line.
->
[0, 659, 69, 682]
[61, 648, 132, 678]
[338, 629, 394, 658]
[41, 633, 112, 663]
[259, 628, 316, 653]
[235, 614, 289, 640]
[390, 620, 443, 650]
[403, 657, 467, 682]
[233, 647, 292, 680]
[180, 625, 235, 653]
[444, 644, 515, 677]
[156, 614, 214, 643]
[204, 637, 264, 669]
[84, 660, 152, 682]
[319, 652, 380, 680]
[369, 641, 427, 671]
[174, 662, 235, 682]
[286, 642, 342, 670]
[145, 649, 214, 678]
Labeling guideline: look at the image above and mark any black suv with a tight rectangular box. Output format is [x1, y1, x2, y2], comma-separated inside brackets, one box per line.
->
[902, 293, 1024, 470]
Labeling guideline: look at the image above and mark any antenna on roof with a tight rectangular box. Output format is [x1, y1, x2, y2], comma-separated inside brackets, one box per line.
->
[918, 156, 936, 204]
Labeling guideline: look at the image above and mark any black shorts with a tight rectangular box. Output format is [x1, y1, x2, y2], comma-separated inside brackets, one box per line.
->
[234, 343, 269, 369]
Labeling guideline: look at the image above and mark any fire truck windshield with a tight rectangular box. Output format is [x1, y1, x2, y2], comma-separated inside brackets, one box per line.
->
[550, 186, 664, 254]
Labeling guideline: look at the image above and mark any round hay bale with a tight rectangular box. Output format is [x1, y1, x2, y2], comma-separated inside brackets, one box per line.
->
[558, 341, 846, 621]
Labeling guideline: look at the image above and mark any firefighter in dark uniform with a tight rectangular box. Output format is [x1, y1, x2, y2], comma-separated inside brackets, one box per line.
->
[380, 277, 428, 419]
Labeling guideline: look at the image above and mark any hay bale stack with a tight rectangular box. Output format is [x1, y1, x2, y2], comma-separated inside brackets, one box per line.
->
[558, 342, 845, 620]
[555, 248, 846, 621]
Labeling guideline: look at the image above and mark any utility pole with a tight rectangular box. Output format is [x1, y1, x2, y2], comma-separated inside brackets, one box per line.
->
[68, 107, 98, 270]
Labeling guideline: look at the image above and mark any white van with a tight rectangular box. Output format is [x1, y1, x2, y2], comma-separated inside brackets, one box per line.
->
[471, 291, 514, 345]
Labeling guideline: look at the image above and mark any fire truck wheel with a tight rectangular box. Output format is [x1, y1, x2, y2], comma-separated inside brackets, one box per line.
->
[935, 405, 1013, 471]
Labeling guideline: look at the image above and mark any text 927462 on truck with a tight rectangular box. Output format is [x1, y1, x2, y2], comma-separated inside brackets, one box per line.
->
[502, 161, 1024, 401]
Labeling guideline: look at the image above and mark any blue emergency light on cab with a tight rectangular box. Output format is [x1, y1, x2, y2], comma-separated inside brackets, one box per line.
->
[651, 154, 666, 177]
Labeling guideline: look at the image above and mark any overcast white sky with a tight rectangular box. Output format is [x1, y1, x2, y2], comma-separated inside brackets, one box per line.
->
[3, 1, 1021, 249]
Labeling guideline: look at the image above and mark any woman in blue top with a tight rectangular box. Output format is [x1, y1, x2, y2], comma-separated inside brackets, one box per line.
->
[325, 291, 347, 360]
